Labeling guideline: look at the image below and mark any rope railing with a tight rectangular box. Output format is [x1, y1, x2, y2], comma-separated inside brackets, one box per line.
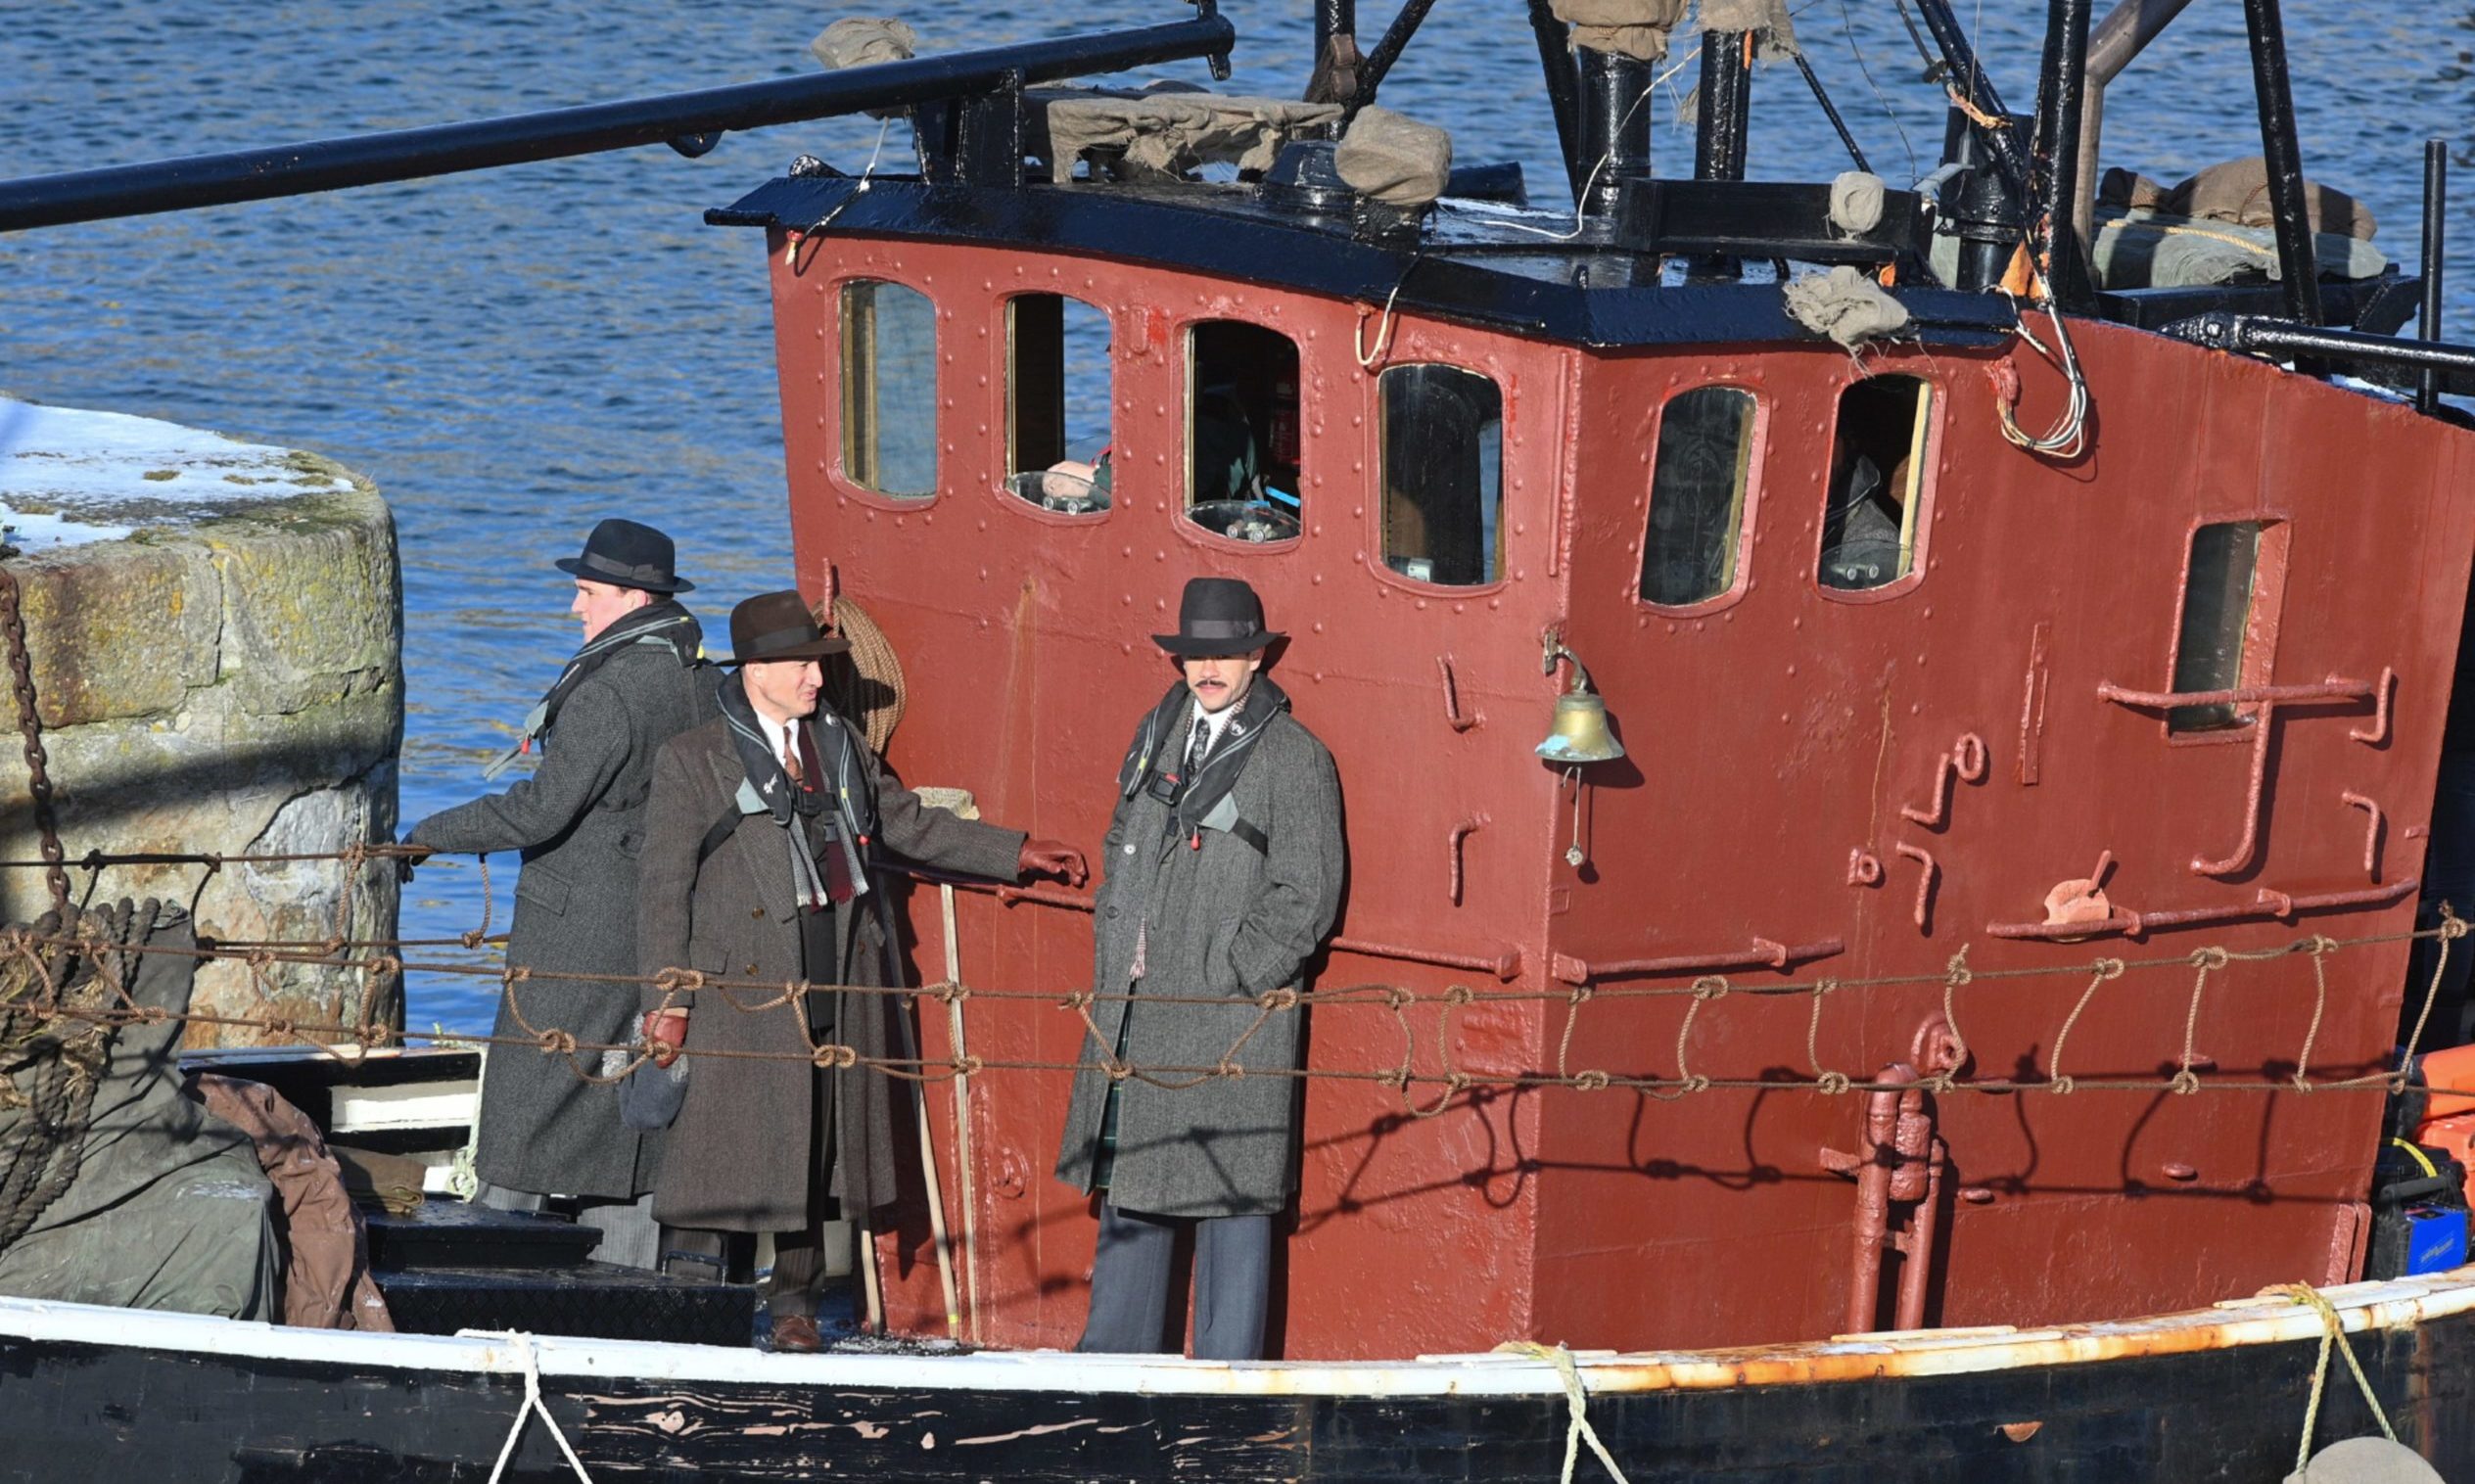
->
[0, 904, 2458, 1119]
[3, 572, 2452, 1129]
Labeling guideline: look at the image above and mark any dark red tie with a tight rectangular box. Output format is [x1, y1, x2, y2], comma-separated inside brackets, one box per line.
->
[783, 725, 809, 791]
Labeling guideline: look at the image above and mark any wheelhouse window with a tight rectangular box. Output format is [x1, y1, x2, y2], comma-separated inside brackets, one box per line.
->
[2169, 521, 2271, 733]
[1183, 321, 1302, 544]
[1639, 386, 1757, 606]
[1379, 363, 1503, 585]
[1816, 375, 1933, 591]
[840, 280, 938, 498]
[1004, 294, 1113, 515]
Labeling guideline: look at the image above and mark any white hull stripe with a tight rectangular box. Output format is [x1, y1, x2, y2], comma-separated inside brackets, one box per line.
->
[6, 1267, 2475, 1399]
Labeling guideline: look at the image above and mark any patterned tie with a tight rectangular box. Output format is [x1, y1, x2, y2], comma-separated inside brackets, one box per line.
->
[1185, 715, 1211, 778]
[783, 722, 807, 791]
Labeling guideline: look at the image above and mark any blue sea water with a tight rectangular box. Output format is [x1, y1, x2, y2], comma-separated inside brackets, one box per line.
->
[0, 0, 2469, 1032]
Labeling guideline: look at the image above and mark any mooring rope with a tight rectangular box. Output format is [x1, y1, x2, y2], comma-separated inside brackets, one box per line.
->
[463, 1329, 594, 1484]
[1497, 1341, 1632, 1484]
[2263, 1281, 2399, 1473]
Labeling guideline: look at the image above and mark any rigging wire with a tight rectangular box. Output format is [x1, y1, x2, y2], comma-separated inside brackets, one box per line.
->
[1998, 279, 2092, 459]
[1832, 0, 1918, 184]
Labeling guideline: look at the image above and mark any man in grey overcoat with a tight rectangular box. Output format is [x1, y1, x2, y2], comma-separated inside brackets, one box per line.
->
[635, 589, 1086, 1352]
[405, 519, 715, 1267]
[1055, 577, 1344, 1361]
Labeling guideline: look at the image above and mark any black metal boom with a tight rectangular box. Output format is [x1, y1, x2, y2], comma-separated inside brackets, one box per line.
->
[0, 14, 1236, 233]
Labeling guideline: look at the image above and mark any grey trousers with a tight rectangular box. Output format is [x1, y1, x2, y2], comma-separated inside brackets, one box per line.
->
[1077, 1202, 1272, 1361]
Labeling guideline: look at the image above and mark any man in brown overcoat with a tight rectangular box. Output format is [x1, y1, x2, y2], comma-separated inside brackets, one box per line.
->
[635, 590, 1085, 1352]
[1054, 577, 1344, 1361]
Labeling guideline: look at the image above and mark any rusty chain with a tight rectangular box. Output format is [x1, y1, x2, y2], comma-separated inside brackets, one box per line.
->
[0, 565, 70, 919]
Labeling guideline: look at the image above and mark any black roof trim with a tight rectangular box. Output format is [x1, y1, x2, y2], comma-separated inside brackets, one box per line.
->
[708, 176, 2018, 350]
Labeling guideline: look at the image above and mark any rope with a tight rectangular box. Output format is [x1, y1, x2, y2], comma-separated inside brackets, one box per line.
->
[0, 914, 2455, 1102]
[1927, 948, 1972, 1092]
[2397, 905, 2464, 1083]
[1496, 1341, 1633, 1484]
[820, 593, 906, 756]
[2044, 956, 2124, 1094]
[2262, 1281, 2398, 1474]
[2171, 947, 2228, 1095]
[464, 1329, 593, 1483]
[2293, 936, 2335, 1090]
[447, 1041, 487, 1201]
[1942, 83, 2003, 131]
[0, 904, 140, 1252]
[1805, 979, 1851, 1093]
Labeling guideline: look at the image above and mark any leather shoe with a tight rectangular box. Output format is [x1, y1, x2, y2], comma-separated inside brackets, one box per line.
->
[770, 1314, 823, 1353]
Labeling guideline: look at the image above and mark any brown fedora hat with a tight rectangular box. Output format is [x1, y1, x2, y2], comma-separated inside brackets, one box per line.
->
[725, 589, 852, 665]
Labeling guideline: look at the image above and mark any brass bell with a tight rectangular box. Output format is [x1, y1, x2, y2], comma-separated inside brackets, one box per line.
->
[1535, 639, 1625, 765]
[1537, 689, 1624, 765]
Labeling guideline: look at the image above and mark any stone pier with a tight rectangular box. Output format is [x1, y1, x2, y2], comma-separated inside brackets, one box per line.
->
[0, 395, 402, 1046]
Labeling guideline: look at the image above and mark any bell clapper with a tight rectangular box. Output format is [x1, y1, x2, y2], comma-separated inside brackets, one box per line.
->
[1564, 766, 1587, 867]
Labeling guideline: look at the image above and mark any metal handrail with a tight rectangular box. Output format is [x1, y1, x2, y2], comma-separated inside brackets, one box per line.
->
[0, 15, 1236, 232]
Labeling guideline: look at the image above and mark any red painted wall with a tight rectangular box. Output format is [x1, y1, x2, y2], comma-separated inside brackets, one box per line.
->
[762, 227, 2475, 1359]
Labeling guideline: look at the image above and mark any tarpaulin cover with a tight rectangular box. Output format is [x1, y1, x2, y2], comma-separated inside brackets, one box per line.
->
[1783, 264, 1912, 349]
[1334, 107, 1454, 209]
[0, 901, 277, 1320]
[1548, 0, 1690, 62]
[1701, 0, 1799, 58]
[811, 17, 918, 70]
[1038, 88, 1342, 183]
[810, 18, 920, 121]
[2101, 158, 2378, 241]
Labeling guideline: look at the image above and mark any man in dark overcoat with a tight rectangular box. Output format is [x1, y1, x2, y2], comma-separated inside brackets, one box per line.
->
[1055, 577, 1344, 1361]
[405, 519, 714, 1267]
[635, 589, 1086, 1352]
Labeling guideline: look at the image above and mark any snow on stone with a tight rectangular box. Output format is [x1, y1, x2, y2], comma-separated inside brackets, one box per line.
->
[0, 394, 347, 551]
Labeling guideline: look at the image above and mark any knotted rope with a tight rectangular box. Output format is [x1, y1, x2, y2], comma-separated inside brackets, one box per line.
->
[1806, 979, 1851, 1094]
[2261, 1282, 2398, 1475]
[2172, 947, 2230, 1095]
[1496, 1341, 1633, 1484]
[463, 1329, 593, 1483]
[2045, 957, 2125, 1094]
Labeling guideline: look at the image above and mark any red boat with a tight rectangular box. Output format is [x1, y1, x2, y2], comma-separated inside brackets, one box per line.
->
[6, 0, 2475, 1477]
[712, 7, 2475, 1367]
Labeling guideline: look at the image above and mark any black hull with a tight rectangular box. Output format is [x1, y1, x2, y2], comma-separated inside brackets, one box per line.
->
[5, 1278, 2473, 1483]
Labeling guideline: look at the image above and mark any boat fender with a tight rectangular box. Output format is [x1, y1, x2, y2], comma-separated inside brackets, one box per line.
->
[2287, 1437, 2445, 1484]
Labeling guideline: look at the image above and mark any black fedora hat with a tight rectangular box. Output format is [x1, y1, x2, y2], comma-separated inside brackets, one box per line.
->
[726, 589, 852, 665]
[1152, 577, 1284, 658]
[554, 518, 694, 594]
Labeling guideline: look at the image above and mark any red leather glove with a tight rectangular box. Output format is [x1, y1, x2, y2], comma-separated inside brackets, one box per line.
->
[642, 1009, 688, 1068]
[1017, 837, 1089, 888]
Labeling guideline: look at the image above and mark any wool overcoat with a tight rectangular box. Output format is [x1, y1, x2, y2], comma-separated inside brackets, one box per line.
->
[407, 640, 712, 1200]
[635, 707, 1025, 1233]
[1054, 698, 1343, 1218]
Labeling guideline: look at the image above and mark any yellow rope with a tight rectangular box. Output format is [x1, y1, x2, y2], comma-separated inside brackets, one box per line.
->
[2108, 215, 2276, 257]
[1497, 1342, 1633, 1484]
[2387, 1137, 2439, 1180]
[2264, 1281, 2398, 1475]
